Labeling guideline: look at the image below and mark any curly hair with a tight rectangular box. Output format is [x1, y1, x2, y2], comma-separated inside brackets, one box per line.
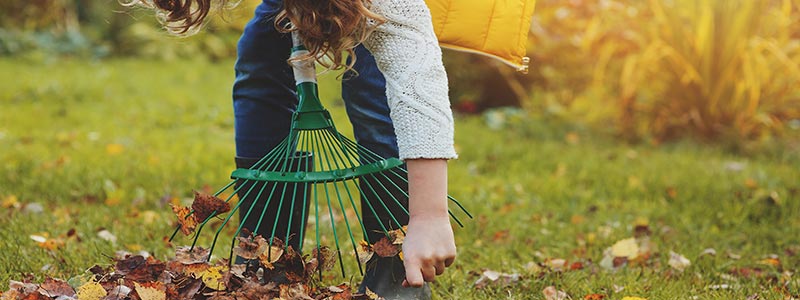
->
[123, 0, 385, 70]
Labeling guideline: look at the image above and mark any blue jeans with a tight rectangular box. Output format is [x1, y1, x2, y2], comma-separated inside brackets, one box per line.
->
[232, 1, 405, 243]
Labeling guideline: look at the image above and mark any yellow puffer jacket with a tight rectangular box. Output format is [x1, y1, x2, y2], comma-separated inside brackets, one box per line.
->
[425, 0, 537, 73]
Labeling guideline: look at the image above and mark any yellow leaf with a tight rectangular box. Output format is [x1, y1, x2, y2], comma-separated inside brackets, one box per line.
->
[134, 282, 166, 300]
[357, 240, 374, 265]
[106, 143, 125, 155]
[611, 238, 639, 259]
[76, 281, 107, 300]
[200, 266, 228, 291]
[621, 297, 647, 300]
[2, 195, 19, 208]
[365, 287, 380, 300]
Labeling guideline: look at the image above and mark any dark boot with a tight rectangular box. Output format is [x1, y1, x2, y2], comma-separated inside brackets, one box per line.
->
[358, 171, 430, 300]
[234, 154, 311, 258]
[358, 256, 431, 300]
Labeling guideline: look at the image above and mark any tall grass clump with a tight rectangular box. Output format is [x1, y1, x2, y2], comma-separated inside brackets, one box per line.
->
[529, 0, 800, 144]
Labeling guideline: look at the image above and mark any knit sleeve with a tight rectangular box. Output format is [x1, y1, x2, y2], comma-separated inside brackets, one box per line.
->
[362, 0, 458, 160]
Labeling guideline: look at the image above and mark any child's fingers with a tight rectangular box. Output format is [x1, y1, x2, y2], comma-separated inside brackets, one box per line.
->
[421, 265, 437, 282]
[444, 256, 455, 267]
[404, 261, 425, 287]
[434, 260, 446, 275]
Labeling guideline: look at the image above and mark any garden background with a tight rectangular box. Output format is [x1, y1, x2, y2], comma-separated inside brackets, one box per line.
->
[1, 0, 799, 299]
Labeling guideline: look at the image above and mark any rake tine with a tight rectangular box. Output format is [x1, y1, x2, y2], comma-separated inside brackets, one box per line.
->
[357, 178, 405, 236]
[318, 130, 366, 274]
[314, 129, 348, 277]
[365, 173, 409, 235]
[296, 131, 313, 252]
[230, 180, 273, 257]
[209, 186, 255, 264]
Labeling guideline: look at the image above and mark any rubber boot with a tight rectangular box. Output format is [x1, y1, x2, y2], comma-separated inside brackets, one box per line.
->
[234, 154, 311, 259]
[358, 171, 431, 300]
[358, 256, 432, 300]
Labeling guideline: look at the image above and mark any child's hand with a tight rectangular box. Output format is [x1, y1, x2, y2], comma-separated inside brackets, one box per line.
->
[401, 215, 456, 288]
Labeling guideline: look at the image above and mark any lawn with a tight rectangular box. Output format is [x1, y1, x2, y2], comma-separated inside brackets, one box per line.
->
[1, 58, 798, 299]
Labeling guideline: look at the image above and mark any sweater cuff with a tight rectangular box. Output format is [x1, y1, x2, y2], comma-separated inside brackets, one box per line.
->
[398, 144, 458, 161]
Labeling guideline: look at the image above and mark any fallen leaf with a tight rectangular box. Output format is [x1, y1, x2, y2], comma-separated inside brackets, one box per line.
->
[76, 281, 107, 300]
[279, 283, 313, 300]
[96, 229, 117, 244]
[106, 143, 125, 155]
[134, 282, 166, 300]
[620, 297, 647, 300]
[191, 191, 230, 222]
[357, 241, 374, 265]
[668, 251, 691, 272]
[233, 235, 268, 260]
[373, 237, 400, 257]
[37, 277, 75, 298]
[171, 205, 197, 235]
[174, 246, 210, 265]
[258, 245, 285, 269]
[542, 286, 571, 300]
[584, 294, 605, 300]
[200, 266, 228, 291]
[474, 270, 521, 289]
[611, 238, 639, 259]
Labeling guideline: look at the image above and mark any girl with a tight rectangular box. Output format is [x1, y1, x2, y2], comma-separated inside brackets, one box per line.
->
[132, 0, 458, 298]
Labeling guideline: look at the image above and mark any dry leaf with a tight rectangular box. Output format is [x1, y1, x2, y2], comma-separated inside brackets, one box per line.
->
[233, 236, 268, 260]
[37, 277, 75, 298]
[191, 191, 230, 222]
[200, 266, 228, 291]
[474, 270, 521, 289]
[76, 281, 107, 300]
[357, 241, 374, 265]
[543, 286, 571, 300]
[620, 297, 647, 300]
[584, 294, 605, 299]
[611, 238, 639, 259]
[171, 205, 197, 235]
[174, 246, 210, 265]
[668, 251, 691, 272]
[134, 282, 166, 300]
[373, 238, 400, 257]
[257, 245, 285, 269]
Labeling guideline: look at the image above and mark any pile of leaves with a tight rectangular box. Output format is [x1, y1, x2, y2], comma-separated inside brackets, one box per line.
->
[2, 192, 407, 300]
[3, 243, 381, 300]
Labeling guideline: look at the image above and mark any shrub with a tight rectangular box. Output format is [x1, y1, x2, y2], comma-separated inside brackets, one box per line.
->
[528, 0, 800, 143]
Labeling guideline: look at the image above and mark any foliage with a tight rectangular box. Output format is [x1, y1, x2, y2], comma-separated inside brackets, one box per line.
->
[1, 59, 799, 299]
[528, 0, 800, 143]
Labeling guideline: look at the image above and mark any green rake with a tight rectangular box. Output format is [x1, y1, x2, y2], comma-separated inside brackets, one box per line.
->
[170, 32, 471, 276]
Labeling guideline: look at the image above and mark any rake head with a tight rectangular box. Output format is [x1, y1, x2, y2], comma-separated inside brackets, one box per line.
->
[169, 32, 471, 277]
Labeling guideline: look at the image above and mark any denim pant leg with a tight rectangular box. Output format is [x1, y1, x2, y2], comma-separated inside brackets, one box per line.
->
[343, 46, 409, 243]
[233, 1, 294, 159]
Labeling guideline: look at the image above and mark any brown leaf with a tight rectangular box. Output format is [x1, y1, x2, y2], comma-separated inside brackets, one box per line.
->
[114, 255, 165, 282]
[373, 238, 400, 257]
[171, 205, 197, 236]
[312, 247, 336, 273]
[174, 246, 210, 265]
[37, 277, 75, 298]
[279, 283, 313, 300]
[233, 235, 268, 260]
[191, 191, 230, 222]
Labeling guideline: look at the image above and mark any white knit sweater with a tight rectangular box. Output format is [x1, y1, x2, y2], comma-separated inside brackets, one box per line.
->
[363, 0, 458, 161]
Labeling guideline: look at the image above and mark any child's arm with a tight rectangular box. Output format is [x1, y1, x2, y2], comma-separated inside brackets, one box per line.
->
[362, 0, 459, 286]
[401, 158, 456, 287]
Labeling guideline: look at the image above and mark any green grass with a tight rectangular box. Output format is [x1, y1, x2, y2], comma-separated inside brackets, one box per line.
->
[1, 58, 798, 299]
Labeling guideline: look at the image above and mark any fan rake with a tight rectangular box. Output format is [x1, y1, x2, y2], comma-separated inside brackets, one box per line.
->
[169, 32, 471, 277]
